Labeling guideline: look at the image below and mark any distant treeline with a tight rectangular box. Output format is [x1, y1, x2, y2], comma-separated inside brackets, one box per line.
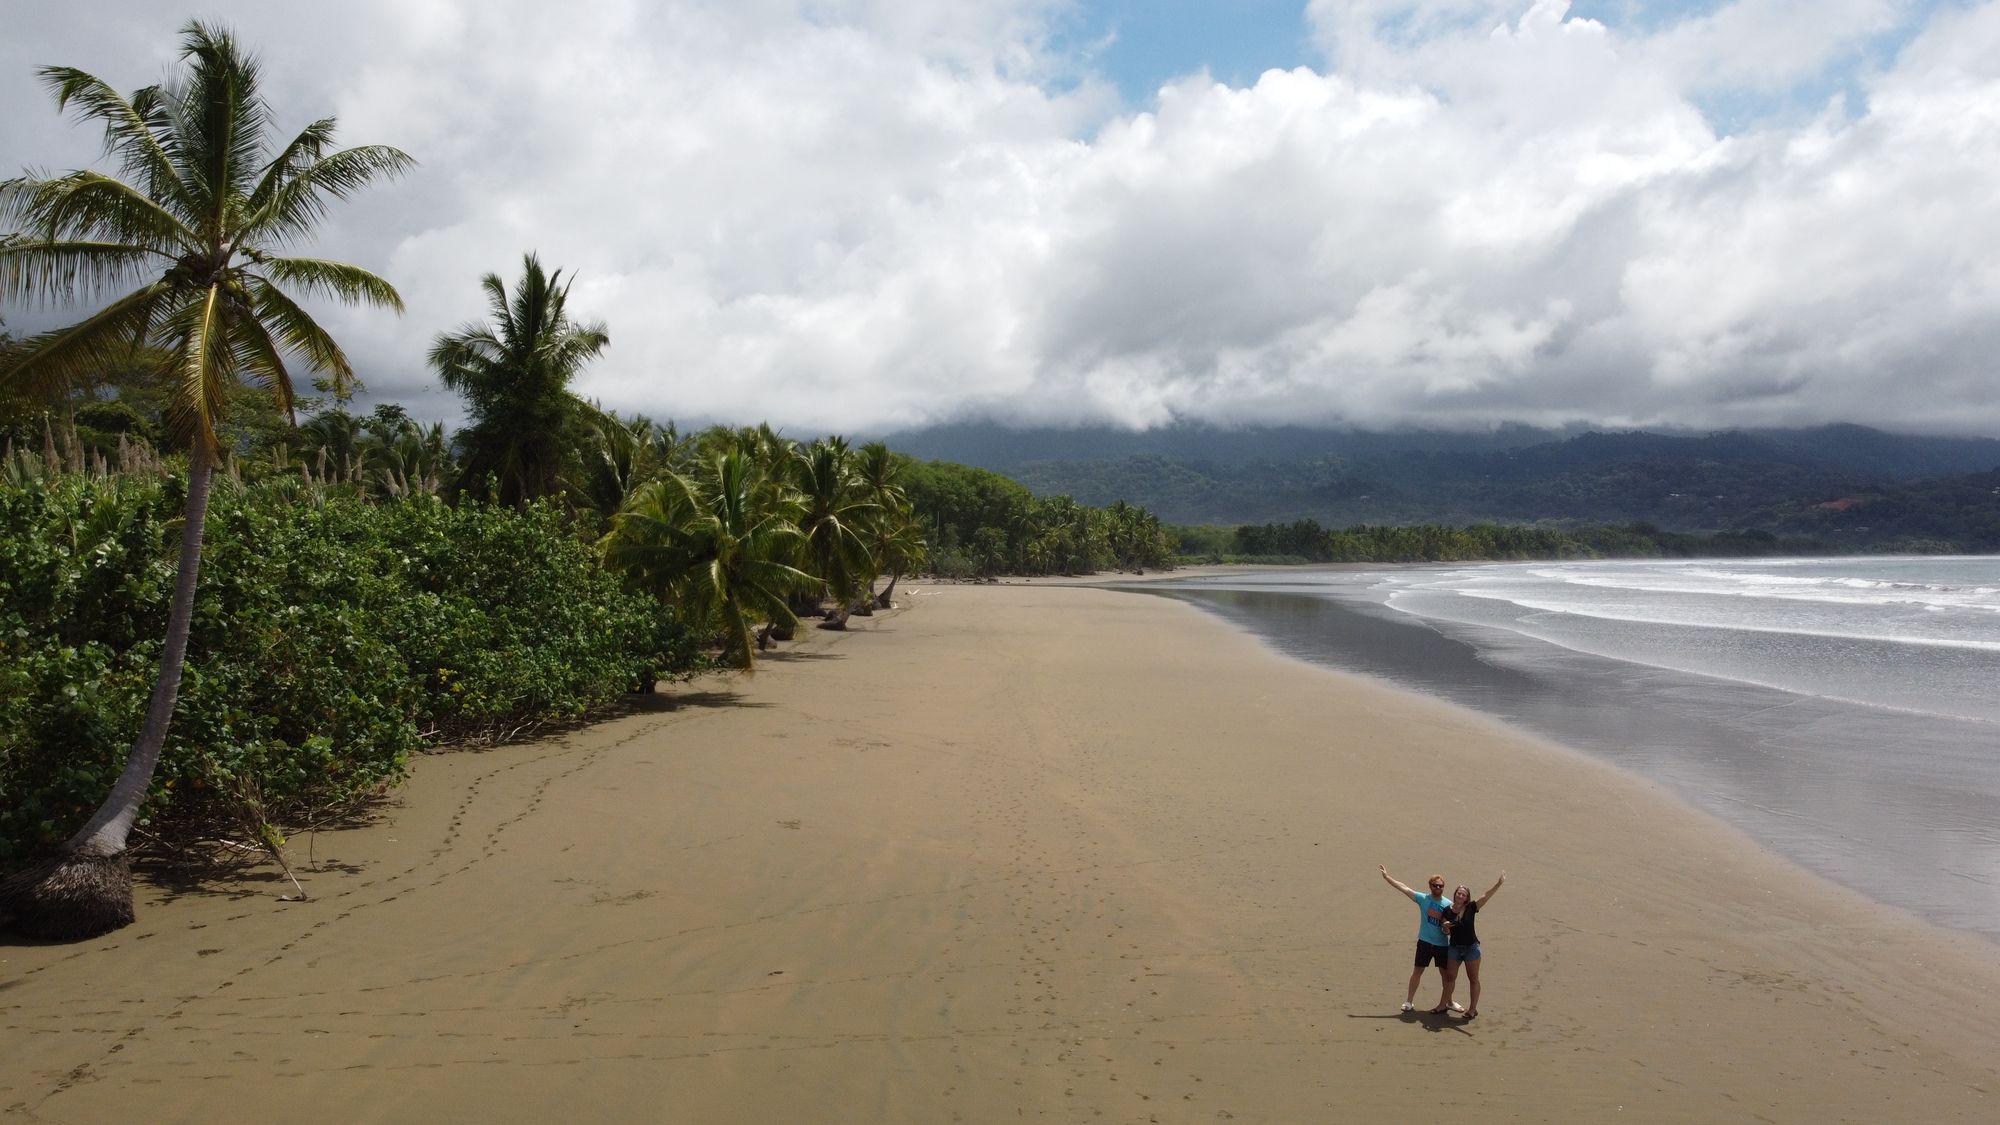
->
[985, 427, 2000, 550]
[903, 459, 1175, 576]
[1186, 519, 1838, 564]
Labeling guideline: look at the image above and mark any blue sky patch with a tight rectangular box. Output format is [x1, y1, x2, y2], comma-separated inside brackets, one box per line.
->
[1059, 0, 1314, 104]
[1063, 0, 1945, 131]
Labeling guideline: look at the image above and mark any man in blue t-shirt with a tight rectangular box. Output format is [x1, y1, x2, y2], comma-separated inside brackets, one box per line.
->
[1379, 865, 1461, 1013]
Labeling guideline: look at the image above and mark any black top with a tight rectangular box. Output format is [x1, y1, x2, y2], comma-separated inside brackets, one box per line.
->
[1440, 900, 1479, 946]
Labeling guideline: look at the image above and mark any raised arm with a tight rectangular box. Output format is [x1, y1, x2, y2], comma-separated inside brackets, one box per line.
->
[1475, 871, 1506, 909]
[1379, 865, 1416, 898]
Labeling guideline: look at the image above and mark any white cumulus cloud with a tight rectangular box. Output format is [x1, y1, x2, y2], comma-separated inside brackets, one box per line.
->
[3, 0, 1999, 434]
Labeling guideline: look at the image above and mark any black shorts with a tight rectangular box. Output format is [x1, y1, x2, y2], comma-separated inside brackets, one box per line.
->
[1414, 941, 1450, 968]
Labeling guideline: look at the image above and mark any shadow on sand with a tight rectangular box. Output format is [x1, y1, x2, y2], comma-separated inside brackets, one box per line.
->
[1347, 1011, 1475, 1036]
[754, 648, 848, 665]
[619, 688, 772, 714]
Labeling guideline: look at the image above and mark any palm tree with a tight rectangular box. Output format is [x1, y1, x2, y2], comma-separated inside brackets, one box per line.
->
[368, 419, 451, 499]
[853, 441, 924, 608]
[870, 515, 929, 609]
[601, 450, 820, 669]
[296, 406, 364, 482]
[1118, 505, 1171, 572]
[0, 22, 410, 939]
[572, 407, 688, 521]
[429, 253, 607, 507]
[792, 436, 879, 627]
[697, 421, 794, 472]
[1033, 494, 1098, 574]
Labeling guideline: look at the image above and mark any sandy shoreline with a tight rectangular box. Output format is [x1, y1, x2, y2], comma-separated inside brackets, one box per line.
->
[4, 583, 1996, 1122]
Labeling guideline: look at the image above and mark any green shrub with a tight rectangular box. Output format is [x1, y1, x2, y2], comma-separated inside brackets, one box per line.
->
[927, 548, 979, 580]
[0, 471, 702, 862]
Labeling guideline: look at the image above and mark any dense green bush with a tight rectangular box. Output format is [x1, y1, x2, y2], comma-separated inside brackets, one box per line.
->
[0, 472, 701, 862]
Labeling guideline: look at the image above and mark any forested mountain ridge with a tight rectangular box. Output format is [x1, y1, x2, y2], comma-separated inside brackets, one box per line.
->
[871, 420, 1583, 466]
[876, 423, 2000, 547]
[875, 421, 2000, 482]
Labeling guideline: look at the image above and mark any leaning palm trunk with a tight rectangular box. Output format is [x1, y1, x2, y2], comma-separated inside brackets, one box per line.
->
[1, 23, 407, 938]
[723, 611, 758, 671]
[0, 455, 213, 938]
[875, 569, 902, 609]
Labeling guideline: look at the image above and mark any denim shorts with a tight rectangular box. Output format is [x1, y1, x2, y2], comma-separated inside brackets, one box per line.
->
[1447, 943, 1481, 963]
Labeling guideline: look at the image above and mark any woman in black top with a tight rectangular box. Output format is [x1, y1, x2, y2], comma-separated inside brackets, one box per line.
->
[1435, 871, 1505, 1019]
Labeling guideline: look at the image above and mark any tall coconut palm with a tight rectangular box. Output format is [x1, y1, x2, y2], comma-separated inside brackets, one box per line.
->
[0, 22, 410, 939]
[429, 254, 607, 507]
[601, 450, 820, 669]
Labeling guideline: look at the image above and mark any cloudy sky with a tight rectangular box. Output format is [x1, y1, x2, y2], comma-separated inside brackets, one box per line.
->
[5, 1, 1999, 435]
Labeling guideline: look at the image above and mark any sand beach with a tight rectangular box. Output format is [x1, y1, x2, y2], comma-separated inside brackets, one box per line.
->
[3, 582, 1996, 1122]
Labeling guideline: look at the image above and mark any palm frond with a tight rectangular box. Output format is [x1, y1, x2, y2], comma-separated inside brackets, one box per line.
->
[508, 260, 561, 361]
[0, 238, 171, 305]
[0, 171, 194, 252]
[35, 66, 192, 213]
[229, 304, 299, 422]
[174, 21, 272, 210]
[160, 282, 233, 459]
[477, 270, 515, 343]
[0, 281, 169, 399]
[260, 257, 404, 311]
[547, 319, 611, 368]
[246, 276, 356, 390]
[241, 144, 415, 247]
[241, 116, 335, 215]
[427, 327, 505, 392]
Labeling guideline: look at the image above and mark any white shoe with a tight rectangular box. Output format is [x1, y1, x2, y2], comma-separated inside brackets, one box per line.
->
[1448, 1002, 1465, 1013]
[1400, 1002, 1415, 1012]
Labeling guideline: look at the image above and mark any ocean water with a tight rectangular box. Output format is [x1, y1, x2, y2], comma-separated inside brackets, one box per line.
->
[1136, 557, 2000, 942]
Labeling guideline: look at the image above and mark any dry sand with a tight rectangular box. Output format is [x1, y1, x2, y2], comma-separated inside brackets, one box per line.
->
[4, 583, 1996, 1123]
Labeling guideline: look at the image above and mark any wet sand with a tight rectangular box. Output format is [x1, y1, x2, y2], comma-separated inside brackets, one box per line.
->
[3, 583, 1996, 1122]
[1132, 579, 2000, 943]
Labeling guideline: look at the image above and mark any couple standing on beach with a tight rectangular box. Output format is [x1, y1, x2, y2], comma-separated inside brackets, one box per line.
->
[1379, 865, 1505, 1019]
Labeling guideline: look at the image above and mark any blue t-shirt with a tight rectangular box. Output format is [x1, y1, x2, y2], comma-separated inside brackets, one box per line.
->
[1413, 892, 1450, 945]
